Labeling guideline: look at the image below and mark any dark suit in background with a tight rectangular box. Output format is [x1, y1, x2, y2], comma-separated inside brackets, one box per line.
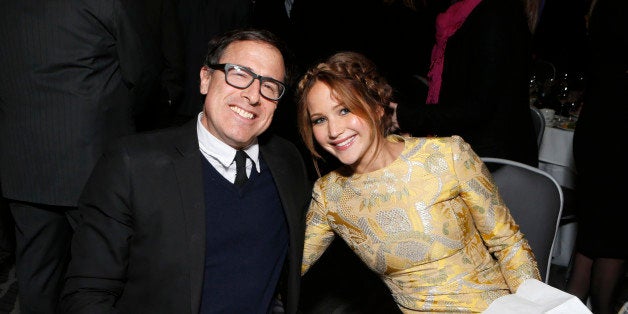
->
[0, 0, 158, 312]
[288, 0, 433, 87]
[567, 0, 628, 312]
[135, 0, 186, 131]
[532, 0, 588, 74]
[0, 184, 14, 267]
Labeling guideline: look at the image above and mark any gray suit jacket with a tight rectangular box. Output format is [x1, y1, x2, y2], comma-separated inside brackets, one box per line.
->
[0, 0, 158, 206]
[61, 121, 312, 314]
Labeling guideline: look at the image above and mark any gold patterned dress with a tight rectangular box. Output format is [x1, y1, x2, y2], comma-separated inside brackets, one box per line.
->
[302, 135, 540, 313]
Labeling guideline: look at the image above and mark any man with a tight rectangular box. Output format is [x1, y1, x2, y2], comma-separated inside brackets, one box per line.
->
[0, 0, 157, 312]
[61, 29, 312, 314]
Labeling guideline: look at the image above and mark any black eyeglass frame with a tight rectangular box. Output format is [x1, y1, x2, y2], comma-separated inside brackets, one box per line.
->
[207, 63, 286, 101]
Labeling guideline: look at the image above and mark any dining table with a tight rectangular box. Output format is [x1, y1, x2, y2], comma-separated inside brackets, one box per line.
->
[538, 125, 576, 189]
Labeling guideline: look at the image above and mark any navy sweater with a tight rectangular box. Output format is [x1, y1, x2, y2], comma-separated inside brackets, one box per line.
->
[199, 156, 288, 313]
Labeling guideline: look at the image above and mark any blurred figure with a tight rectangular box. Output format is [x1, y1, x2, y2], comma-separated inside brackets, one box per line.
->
[135, 0, 186, 131]
[289, 0, 433, 88]
[567, 0, 628, 313]
[531, 0, 588, 75]
[391, 0, 539, 167]
[0, 192, 14, 270]
[0, 184, 16, 313]
[522, 0, 543, 34]
[0, 0, 158, 312]
[297, 51, 540, 313]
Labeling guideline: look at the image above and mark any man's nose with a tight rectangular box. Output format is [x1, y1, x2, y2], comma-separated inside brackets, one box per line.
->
[240, 78, 261, 105]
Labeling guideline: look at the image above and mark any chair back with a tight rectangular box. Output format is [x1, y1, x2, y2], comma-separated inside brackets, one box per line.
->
[530, 106, 545, 148]
[481, 157, 563, 283]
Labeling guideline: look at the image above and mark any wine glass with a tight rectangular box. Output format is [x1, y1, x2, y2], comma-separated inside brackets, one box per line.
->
[567, 72, 586, 122]
[555, 73, 571, 118]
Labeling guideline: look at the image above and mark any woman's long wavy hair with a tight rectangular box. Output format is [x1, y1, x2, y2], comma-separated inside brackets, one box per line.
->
[296, 52, 395, 174]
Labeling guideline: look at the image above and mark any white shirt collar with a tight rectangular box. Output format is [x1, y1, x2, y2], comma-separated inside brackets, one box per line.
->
[196, 112, 260, 173]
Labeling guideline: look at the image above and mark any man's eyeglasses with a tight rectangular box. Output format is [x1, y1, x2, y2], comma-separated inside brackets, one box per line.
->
[207, 63, 286, 101]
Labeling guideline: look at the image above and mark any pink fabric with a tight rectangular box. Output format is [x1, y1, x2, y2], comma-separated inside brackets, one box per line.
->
[426, 0, 482, 104]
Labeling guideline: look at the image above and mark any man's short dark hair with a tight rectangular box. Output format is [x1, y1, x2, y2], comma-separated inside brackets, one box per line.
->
[203, 28, 297, 86]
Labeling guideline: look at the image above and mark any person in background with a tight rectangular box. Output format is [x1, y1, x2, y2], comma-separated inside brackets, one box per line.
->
[0, 186, 17, 313]
[522, 0, 543, 34]
[0, 0, 158, 312]
[135, 0, 186, 131]
[0, 190, 14, 277]
[390, 0, 539, 167]
[296, 51, 540, 313]
[61, 28, 312, 314]
[531, 0, 588, 75]
[566, 0, 628, 313]
[289, 0, 433, 95]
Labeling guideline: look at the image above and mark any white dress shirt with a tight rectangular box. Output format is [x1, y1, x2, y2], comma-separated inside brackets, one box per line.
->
[196, 112, 260, 183]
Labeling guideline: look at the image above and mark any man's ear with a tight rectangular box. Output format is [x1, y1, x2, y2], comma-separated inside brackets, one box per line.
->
[200, 66, 211, 95]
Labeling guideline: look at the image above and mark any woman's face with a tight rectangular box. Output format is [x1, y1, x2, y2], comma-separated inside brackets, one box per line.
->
[306, 81, 378, 171]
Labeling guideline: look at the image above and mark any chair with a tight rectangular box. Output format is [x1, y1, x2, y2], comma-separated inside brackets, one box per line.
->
[530, 105, 545, 148]
[481, 157, 563, 283]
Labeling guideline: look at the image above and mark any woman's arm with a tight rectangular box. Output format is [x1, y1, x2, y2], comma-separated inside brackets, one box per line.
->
[450, 136, 540, 291]
[301, 182, 336, 275]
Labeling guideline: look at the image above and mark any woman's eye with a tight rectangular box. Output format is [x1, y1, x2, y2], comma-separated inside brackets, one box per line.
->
[340, 108, 350, 115]
[311, 117, 326, 125]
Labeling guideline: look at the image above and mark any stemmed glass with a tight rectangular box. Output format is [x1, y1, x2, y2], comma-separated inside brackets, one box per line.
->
[567, 72, 585, 122]
[555, 72, 585, 124]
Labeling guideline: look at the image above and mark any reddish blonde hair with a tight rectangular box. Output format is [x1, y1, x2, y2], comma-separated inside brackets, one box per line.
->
[296, 52, 395, 160]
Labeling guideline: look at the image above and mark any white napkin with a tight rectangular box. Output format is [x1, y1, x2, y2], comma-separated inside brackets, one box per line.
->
[483, 279, 591, 314]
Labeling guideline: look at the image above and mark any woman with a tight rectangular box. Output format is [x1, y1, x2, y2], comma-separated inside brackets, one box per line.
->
[297, 52, 540, 313]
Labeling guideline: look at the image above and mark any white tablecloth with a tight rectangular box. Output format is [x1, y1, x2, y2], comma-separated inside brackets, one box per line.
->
[538, 127, 576, 189]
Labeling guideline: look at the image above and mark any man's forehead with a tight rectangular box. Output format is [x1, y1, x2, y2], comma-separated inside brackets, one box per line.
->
[220, 41, 285, 77]
[222, 40, 280, 56]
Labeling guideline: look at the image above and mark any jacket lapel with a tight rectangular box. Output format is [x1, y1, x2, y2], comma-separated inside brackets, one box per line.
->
[260, 138, 298, 233]
[171, 121, 205, 314]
